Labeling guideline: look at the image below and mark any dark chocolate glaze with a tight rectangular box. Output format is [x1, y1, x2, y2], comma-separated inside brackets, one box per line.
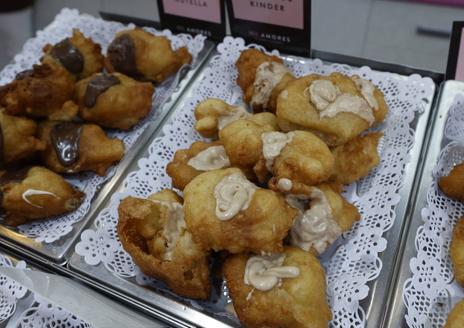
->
[15, 69, 34, 80]
[84, 74, 120, 107]
[107, 35, 139, 77]
[51, 39, 84, 74]
[50, 122, 82, 167]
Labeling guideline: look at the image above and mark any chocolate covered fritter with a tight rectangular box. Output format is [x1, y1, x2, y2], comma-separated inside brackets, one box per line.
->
[183, 168, 297, 254]
[445, 300, 464, 328]
[330, 132, 383, 184]
[439, 162, 464, 201]
[166, 140, 230, 190]
[42, 29, 104, 80]
[0, 110, 45, 166]
[450, 217, 464, 286]
[276, 73, 388, 146]
[38, 121, 124, 176]
[0, 63, 75, 119]
[236, 49, 294, 113]
[105, 28, 192, 83]
[0, 166, 84, 226]
[223, 247, 331, 328]
[118, 189, 211, 299]
[75, 72, 154, 130]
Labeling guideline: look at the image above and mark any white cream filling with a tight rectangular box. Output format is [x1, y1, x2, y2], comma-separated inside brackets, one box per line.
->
[308, 79, 375, 126]
[251, 61, 290, 109]
[261, 131, 295, 171]
[277, 178, 293, 192]
[214, 172, 257, 221]
[217, 105, 250, 130]
[244, 254, 300, 291]
[22, 189, 58, 208]
[288, 188, 342, 254]
[187, 145, 230, 171]
[150, 200, 186, 261]
[352, 76, 379, 110]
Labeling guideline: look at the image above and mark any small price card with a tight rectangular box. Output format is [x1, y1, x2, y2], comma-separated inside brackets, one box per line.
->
[158, 0, 226, 41]
[226, 0, 311, 56]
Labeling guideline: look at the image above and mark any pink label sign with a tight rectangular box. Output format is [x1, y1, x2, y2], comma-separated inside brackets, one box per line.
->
[456, 27, 464, 81]
[231, 0, 304, 30]
[162, 0, 221, 24]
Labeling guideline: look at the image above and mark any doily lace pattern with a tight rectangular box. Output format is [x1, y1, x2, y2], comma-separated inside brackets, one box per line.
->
[0, 253, 90, 327]
[404, 94, 464, 328]
[0, 8, 205, 243]
[75, 36, 435, 326]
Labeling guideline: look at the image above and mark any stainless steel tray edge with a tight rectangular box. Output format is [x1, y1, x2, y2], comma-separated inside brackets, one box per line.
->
[0, 40, 215, 264]
[383, 81, 464, 328]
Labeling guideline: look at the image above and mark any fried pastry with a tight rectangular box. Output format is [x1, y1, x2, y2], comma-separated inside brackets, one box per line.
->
[223, 246, 331, 328]
[0, 110, 45, 166]
[330, 132, 383, 184]
[450, 217, 464, 286]
[118, 189, 211, 299]
[194, 98, 250, 138]
[439, 163, 464, 201]
[38, 121, 124, 176]
[445, 300, 464, 328]
[254, 130, 334, 186]
[183, 168, 297, 254]
[0, 63, 75, 118]
[0, 166, 84, 226]
[105, 28, 192, 83]
[166, 140, 230, 190]
[276, 183, 360, 255]
[276, 73, 388, 146]
[235, 49, 295, 113]
[42, 29, 104, 80]
[219, 115, 278, 172]
[75, 72, 154, 130]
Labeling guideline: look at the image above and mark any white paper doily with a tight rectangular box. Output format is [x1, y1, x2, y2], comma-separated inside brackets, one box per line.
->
[76, 36, 435, 327]
[0, 253, 91, 327]
[403, 94, 464, 328]
[0, 8, 205, 243]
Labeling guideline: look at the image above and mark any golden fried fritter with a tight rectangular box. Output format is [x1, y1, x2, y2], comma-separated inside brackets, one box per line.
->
[0, 109, 45, 166]
[183, 168, 297, 254]
[105, 28, 192, 83]
[276, 73, 388, 146]
[194, 98, 250, 138]
[236, 49, 294, 113]
[255, 130, 335, 186]
[38, 121, 124, 176]
[219, 116, 278, 172]
[223, 247, 331, 328]
[1, 166, 84, 226]
[118, 189, 211, 299]
[445, 300, 464, 328]
[75, 72, 154, 130]
[166, 140, 230, 190]
[330, 132, 383, 184]
[0, 63, 75, 118]
[439, 163, 464, 201]
[42, 29, 104, 80]
[450, 217, 464, 286]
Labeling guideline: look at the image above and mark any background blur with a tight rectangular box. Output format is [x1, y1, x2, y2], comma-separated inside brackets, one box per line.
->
[1, 0, 464, 72]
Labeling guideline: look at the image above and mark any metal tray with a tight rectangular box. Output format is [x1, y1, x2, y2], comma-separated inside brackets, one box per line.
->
[64, 50, 439, 328]
[0, 18, 215, 263]
[383, 81, 464, 328]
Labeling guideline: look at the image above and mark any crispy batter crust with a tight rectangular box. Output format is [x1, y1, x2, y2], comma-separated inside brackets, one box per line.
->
[439, 163, 464, 201]
[223, 247, 332, 328]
